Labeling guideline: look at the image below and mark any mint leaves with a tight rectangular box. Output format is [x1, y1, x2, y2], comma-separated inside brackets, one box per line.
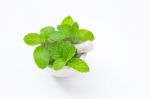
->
[40, 26, 55, 39]
[48, 41, 89, 72]
[60, 16, 95, 43]
[47, 31, 66, 42]
[67, 58, 89, 72]
[57, 24, 72, 37]
[33, 46, 50, 69]
[23, 16, 95, 73]
[78, 29, 95, 42]
[61, 16, 74, 26]
[24, 33, 45, 45]
[53, 59, 66, 70]
[48, 41, 76, 61]
[40, 26, 55, 35]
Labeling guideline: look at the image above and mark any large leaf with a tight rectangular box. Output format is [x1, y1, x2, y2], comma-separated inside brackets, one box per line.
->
[47, 31, 66, 42]
[61, 16, 74, 26]
[53, 59, 66, 70]
[78, 29, 95, 42]
[23, 33, 45, 45]
[33, 46, 50, 69]
[48, 41, 76, 61]
[67, 58, 89, 72]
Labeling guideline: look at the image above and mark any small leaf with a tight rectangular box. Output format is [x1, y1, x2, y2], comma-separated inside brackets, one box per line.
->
[23, 33, 45, 45]
[40, 26, 55, 34]
[33, 46, 50, 69]
[61, 16, 74, 26]
[53, 59, 66, 70]
[47, 31, 66, 42]
[78, 29, 95, 42]
[48, 41, 76, 61]
[72, 22, 79, 32]
[67, 58, 89, 72]
[70, 22, 80, 42]
[40, 26, 55, 39]
[57, 24, 72, 37]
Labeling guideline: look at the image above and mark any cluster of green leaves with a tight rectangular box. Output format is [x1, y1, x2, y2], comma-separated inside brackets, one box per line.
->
[23, 16, 95, 72]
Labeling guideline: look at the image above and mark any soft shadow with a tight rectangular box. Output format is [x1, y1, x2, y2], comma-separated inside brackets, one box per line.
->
[50, 63, 105, 97]
[52, 73, 94, 94]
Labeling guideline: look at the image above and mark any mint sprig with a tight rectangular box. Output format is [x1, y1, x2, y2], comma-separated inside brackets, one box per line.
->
[23, 16, 95, 73]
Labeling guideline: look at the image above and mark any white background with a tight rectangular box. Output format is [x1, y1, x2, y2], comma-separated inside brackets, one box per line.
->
[0, 0, 150, 99]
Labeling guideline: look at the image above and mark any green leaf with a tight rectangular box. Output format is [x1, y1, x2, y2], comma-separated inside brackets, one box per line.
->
[53, 59, 66, 70]
[57, 24, 72, 37]
[33, 46, 50, 69]
[70, 22, 80, 42]
[23, 33, 45, 45]
[40, 26, 55, 34]
[48, 41, 76, 61]
[67, 58, 89, 72]
[78, 29, 95, 42]
[61, 16, 74, 26]
[72, 22, 79, 32]
[47, 31, 66, 42]
[40, 26, 55, 39]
